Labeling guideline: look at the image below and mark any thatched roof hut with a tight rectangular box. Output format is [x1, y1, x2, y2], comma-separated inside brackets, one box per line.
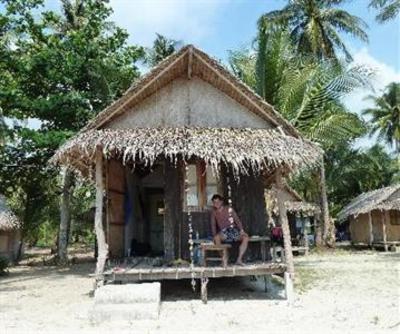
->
[338, 185, 400, 221]
[51, 45, 323, 297]
[51, 45, 322, 178]
[338, 185, 400, 250]
[0, 195, 20, 231]
[0, 195, 22, 262]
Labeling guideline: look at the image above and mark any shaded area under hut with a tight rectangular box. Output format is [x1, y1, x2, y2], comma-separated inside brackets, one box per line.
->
[338, 185, 400, 251]
[51, 45, 323, 301]
[265, 184, 321, 256]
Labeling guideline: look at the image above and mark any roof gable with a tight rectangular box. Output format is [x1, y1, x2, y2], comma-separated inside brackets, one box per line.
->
[106, 77, 272, 129]
[83, 45, 300, 137]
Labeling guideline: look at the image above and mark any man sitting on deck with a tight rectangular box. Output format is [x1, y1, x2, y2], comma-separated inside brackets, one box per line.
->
[211, 194, 249, 265]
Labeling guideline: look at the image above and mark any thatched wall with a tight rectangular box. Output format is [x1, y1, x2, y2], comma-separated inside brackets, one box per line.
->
[106, 77, 271, 129]
[106, 159, 125, 258]
[349, 210, 400, 243]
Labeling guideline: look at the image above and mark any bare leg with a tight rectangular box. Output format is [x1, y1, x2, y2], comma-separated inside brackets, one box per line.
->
[213, 233, 222, 246]
[236, 233, 249, 265]
[214, 233, 226, 259]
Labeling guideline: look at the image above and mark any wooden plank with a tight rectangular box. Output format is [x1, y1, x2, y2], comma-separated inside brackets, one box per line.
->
[104, 262, 286, 282]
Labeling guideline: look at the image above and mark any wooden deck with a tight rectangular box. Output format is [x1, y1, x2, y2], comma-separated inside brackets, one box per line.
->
[103, 261, 286, 283]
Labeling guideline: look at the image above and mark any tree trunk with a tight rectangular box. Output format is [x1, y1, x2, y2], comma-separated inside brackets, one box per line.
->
[314, 213, 323, 247]
[319, 159, 334, 247]
[58, 167, 73, 263]
[94, 148, 108, 277]
[275, 171, 295, 276]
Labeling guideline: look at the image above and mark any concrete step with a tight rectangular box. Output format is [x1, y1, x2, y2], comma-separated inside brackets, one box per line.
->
[94, 282, 161, 304]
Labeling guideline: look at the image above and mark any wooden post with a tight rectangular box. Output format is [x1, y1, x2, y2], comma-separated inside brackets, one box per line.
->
[382, 211, 388, 252]
[201, 276, 209, 304]
[303, 215, 309, 256]
[368, 211, 374, 247]
[319, 159, 332, 246]
[314, 212, 322, 247]
[94, 147, 108, 280]
[275, 171, 295, 277]
[58, 167, 73, 263]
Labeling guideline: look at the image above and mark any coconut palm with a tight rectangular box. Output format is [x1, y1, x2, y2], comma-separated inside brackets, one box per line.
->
[145, 34, 182, 67]
[231, 32, 370, 147]
[229, 31, 371, 246]
[363, 82, 400, 153]
[370, 0, 400, 22]
[259, 0, 368, 61]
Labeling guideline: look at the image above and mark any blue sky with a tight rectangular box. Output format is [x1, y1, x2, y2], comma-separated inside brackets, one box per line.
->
[94, 0, 400, 150]
[108, 0, 399, 70]
[2, 0, 400, 149]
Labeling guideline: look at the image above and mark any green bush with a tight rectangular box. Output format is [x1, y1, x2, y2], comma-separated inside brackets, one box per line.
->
[0, 256, 9, 275]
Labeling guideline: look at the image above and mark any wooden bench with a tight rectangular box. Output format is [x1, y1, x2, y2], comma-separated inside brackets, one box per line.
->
[200, 243, 232, 268]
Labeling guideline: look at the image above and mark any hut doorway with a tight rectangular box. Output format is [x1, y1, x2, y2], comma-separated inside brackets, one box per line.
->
[122, 163, 165, 258]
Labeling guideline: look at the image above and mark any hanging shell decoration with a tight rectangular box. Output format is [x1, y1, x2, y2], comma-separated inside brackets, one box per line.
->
[184, 161, 196, 292]
[226, 176, 235, 229]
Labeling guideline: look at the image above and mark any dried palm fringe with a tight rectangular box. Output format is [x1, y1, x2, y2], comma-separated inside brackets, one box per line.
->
[51, 127, 323, 179]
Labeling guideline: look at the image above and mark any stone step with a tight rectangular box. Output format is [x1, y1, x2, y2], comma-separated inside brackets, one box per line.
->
[94, 282, 161, 304]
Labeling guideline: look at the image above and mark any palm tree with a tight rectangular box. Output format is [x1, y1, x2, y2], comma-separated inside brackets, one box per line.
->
[232, 32, 370, 147]
[259, 0, 368, 62]
[229, 31, 371, 246]
[370, 0, 400, 22]
[363, 82, 400, 153]
[145, 34, 182, 68]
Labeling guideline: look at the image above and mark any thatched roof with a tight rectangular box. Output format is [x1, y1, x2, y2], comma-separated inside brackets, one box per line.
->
[51, 127, 322, 178]
[0, 195, 21, 231]
[338, 185, 400, 221]
[285, 201, 321, 215]
[82, 45, 300, 137]
[265, 185, 320, 217]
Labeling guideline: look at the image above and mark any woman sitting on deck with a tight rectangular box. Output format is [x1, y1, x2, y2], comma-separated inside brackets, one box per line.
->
[210, 194, 249, 266]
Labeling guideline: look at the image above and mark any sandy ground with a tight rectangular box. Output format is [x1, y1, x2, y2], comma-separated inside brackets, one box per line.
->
[0, 247, 399, 334]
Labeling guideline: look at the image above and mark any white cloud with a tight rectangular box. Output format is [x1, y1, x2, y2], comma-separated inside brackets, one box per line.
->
[109, 0, 232, 47]
[343, 48, 400, 150]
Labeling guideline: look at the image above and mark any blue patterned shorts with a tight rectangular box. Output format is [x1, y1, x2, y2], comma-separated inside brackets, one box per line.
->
[220, 227, 241, 242]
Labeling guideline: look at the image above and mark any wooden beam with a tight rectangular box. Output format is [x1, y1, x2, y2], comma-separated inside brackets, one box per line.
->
[275, 171, 295, 276]
[94, 147, 109, 279]
[187, 46, 193, 79]
[382, 211, 388, 252]
[368, 211, 374, 246]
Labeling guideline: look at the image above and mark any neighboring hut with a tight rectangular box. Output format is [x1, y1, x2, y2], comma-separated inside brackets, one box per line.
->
[338, 185, 400, 251]
[51, 45, 322, 299]
[0, 195, 22, 262]
[265, 184, 320, 254]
